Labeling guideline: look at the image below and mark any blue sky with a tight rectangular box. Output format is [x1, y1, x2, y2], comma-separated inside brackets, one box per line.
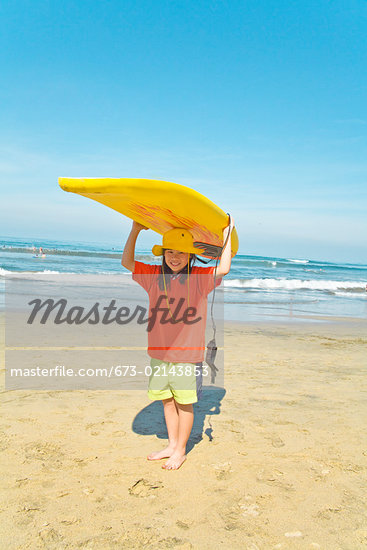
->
[1, 0, 366, 263]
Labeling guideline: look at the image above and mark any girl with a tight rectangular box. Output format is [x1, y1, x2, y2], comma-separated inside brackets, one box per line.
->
[122, 219, 234, 470]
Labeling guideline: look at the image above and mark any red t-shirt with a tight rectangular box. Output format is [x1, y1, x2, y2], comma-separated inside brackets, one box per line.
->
[132, 261, 222, 362]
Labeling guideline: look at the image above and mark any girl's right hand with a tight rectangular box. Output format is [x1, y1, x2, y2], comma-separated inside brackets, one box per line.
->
[132, 220, 148, 232]
[223, 215, 234, 238]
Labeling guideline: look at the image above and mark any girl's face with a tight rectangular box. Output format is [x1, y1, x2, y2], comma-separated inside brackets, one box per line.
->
[164, 249, 189, 273]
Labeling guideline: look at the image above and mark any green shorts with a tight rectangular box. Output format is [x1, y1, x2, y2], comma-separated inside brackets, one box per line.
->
[148, 358, 203, 404]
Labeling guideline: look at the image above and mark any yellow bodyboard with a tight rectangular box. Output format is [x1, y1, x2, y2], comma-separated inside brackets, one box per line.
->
[58, 178, 238, 259]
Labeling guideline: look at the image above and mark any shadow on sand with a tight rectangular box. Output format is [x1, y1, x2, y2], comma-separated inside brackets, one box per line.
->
[132, 386, 226, 453]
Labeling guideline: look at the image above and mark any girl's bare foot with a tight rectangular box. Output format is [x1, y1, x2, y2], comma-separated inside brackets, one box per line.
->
[162, 451, 186, 470]
[147, 445, 176, 461]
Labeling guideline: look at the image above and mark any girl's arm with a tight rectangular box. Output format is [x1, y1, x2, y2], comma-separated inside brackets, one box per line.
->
[121, 221, 148, 272]
[216, 216, 235, 277]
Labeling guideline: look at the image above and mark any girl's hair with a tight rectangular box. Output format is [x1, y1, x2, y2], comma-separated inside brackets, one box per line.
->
[158, 251, 196, 290]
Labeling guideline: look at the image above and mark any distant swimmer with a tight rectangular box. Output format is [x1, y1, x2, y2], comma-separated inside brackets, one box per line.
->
[39, 247, 46, 258]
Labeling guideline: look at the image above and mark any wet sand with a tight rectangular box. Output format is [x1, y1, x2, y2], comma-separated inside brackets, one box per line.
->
[1, 315, 367, 549]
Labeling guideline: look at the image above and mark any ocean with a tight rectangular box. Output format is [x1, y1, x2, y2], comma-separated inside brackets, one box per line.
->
[1, 235, 366, 323]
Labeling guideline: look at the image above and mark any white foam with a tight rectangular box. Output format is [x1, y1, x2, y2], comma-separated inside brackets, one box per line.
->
[224, 278, 365, 293]
[335, 290, 367, 298]
[287, 259, 309, 264]
[0, 268, 62, 277]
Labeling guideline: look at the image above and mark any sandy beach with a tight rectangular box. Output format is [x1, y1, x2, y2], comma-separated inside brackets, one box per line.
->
[1, 314, 367, 550]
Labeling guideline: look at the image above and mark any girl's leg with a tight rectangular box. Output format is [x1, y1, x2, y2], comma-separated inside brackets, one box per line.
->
[162, 402, 194, 470]
[147, 397, 179, 460]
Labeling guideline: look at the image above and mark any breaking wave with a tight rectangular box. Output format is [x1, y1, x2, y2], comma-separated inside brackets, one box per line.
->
[224, 278, 366, 293]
